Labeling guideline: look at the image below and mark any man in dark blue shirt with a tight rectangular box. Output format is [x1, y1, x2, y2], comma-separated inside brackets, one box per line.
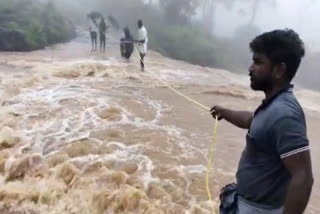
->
[211, 29, 313, 214]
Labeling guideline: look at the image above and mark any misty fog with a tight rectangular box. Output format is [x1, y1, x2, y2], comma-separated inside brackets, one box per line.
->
[213, 0, 320, 51]
[59, 0, 320, 89]
[207, 0, 320, 90]
[2, 0, 320, 90]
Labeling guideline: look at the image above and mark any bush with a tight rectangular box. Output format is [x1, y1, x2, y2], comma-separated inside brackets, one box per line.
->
[0, 0, 76, 51]
[149, 25, 216, 66]
[26, 23, 47, 49]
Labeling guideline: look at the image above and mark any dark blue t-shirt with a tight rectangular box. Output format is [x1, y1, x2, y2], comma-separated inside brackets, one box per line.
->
[236, 85, 309, 209]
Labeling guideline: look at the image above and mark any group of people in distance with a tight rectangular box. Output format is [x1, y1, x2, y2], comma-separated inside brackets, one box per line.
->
[89, 17, 110, 53]
[89, 16, 148, 71]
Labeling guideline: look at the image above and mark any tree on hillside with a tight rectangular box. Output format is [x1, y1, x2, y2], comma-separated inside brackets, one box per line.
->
[160, 0, 201, 25]
[201, 0, 235, 34]
[248, 0, 277, 25]
[0, 0, 75, 51]
[201, 0, 277, 33]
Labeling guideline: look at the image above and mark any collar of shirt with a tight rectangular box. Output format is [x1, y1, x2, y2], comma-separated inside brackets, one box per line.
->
[254, 84, 294, 116]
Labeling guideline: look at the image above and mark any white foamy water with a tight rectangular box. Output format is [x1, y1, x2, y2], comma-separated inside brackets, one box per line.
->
[0, 34, 319, 214]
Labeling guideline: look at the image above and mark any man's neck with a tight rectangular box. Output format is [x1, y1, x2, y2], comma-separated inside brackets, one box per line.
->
[264, 82, 290, 101]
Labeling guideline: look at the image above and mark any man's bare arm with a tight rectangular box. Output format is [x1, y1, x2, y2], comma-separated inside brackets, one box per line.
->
[282, 151, 313, 214]
[210, 105, 253, 129]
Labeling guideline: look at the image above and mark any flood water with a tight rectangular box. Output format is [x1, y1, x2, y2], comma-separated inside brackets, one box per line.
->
[0, 32, 319, 214]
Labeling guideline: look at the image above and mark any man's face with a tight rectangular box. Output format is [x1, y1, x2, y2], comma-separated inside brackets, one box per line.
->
[249, 52, 274, 91]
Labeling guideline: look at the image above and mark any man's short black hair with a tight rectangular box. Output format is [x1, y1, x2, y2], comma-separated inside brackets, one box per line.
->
[138, 19, 143, 26]
[250, 29, 305, 81]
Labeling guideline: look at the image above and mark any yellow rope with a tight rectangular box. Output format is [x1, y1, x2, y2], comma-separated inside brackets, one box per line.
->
[146, 68, 218, 213]
[147, 69, 210, 111]
[206, 117, 218, 213]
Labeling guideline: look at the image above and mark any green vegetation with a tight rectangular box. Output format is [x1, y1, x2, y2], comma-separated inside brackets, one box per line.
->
[147, 22, 255, 73]
[0, 0, 75, 51]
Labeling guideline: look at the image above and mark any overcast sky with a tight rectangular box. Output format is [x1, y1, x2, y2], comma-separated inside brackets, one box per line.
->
[214, 0, 320, 51]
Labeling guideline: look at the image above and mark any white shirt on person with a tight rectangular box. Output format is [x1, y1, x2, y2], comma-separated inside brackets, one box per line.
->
[137, 25, 148, 54]
[89, 19, 98, 32]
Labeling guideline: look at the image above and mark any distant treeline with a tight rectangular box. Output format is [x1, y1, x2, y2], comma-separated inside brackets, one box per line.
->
[5, 0, 316, 90]
[77, 0, 316, 91]
[0, 0, 76, 51]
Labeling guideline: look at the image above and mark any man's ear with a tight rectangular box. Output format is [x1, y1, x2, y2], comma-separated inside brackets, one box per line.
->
[273, 62, 287, 79]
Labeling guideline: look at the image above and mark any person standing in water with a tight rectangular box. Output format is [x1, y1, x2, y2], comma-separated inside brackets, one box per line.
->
[89, 18, 98, 51]
[136, 19, 148, 71]
[120, 27, 134, 60]
[98, 17, 110, 53]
